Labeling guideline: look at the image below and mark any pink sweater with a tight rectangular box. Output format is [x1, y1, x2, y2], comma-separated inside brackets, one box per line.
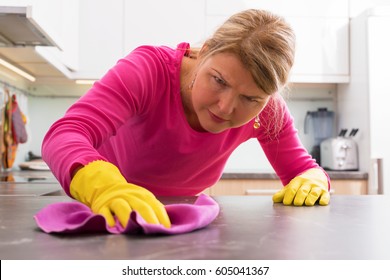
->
[42, 42, 322, 197]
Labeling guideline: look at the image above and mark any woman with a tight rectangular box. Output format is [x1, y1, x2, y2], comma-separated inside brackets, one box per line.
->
[42, 9, 330, 229]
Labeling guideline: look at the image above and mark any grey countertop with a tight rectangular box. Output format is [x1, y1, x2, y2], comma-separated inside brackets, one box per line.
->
[0, 182, 63, 196]
[0, 194, 389, 260]
[221, 170, 368, 180]
[1, 169, 368, 183]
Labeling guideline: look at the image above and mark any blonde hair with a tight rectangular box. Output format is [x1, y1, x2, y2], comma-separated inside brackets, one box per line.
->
[200, 9, 295, 95]
[199, 9, 296, 138]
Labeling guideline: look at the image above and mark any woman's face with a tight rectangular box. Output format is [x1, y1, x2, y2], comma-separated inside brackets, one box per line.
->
[191, 52, 271, 133]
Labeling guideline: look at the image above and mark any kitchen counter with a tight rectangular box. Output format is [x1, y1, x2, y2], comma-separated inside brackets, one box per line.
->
[0, 182, 63, 196]
[0, 171, 63, 196]
[0, 170, 58, 183]
[1, 169, 368, 182]
[221, 170, 368, 180]
[0, 194, 389, 260]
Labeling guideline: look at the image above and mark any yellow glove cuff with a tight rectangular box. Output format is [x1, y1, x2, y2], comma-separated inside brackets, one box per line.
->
[298, 168, 329, 190]
[70, 160, 127, 205]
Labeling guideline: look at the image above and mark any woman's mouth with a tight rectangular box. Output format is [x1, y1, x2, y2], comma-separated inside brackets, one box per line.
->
[208, 110, 228, 123]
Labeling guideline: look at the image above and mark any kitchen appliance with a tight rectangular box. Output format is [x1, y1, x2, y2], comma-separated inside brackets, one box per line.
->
[320, 129, 359, 171]
[304, 108, 334, 164]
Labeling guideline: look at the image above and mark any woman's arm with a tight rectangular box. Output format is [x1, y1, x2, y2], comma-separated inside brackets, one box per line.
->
[42, 46, 166, 195]
[257, 96, 329, 186]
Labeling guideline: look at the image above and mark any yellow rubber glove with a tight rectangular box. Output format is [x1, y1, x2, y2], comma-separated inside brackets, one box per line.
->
[70, 160, 171, 228]
[272, 168, 330, 206]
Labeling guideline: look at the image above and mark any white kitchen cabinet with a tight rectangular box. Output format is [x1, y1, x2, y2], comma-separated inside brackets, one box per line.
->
[75, 0, 206, 79]
[1, 0, 350, 83]
[288, 18, 349, 83]
[124, 0, 207, 52]
[37, 0, 124, 80]
[205, 0, 349, 83]
[206, 0, 349, 17]
[75, 0, 124, 79]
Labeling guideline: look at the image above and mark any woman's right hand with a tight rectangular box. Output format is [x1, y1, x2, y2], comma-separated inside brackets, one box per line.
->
[70, 160, 171, 228]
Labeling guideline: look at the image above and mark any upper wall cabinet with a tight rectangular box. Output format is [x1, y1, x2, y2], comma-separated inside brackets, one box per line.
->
[1, 0, 350, 84]
[206, 0, 349, 17]
[124, 0, 207, 52]
[75, 0, 124, 79]
[205, 0, 350, 83]
[123, 0, 349, 83]
[288, 18, 349, 83]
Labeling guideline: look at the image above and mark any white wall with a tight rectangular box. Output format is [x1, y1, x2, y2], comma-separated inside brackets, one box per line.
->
[27, 96, 78, 156]
[20, 84, 337, 173]
[0, 73, 86, 170]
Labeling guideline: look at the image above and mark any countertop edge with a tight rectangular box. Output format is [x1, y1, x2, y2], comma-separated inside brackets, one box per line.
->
[221, 171, 368, 180]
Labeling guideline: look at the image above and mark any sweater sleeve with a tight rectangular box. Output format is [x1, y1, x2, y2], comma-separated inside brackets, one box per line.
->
[41, 46, 166, 196]
[257, 97, 330, 187]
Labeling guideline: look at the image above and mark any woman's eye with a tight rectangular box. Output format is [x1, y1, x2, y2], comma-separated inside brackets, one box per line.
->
[244, 96, 260, 103]
[213, 76, 226, 85]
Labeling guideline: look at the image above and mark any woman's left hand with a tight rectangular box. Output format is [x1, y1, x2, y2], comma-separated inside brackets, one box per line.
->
[272, 168, 330, 206]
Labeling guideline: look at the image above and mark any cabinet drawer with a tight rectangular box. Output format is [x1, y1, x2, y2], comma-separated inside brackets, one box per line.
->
[209, 179, 282, 196]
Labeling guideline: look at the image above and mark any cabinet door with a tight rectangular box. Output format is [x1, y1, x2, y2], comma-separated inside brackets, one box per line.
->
[206, 0, 349, 17]
[124, 0, 207, 52]
[76, 0, 124, 78]
[330, 180, 368, 195]
[209, 179, 283, 196]
[208, 179, 368, 195]
[205, 0, 349, 83]
[289, 18, 349, 83]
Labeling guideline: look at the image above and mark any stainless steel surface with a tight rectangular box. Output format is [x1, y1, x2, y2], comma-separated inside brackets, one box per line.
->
[0, 170, 58, 183]
[0, 183, 62, 196]
[221, 171, 368, 180]
[321, 136, 359, 171]
[0, 6, 58, 47]
[0, 195, 389, 260]
[377, 158, 384, 194]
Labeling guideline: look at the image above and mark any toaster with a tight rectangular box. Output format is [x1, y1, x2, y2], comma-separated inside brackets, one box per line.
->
[320, 137, 359, 171]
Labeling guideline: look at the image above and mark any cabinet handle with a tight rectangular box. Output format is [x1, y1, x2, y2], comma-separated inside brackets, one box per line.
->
[245, 189, 277, 195]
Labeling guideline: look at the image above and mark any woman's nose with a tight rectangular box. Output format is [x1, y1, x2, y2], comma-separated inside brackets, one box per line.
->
[218, 92, 236, 115]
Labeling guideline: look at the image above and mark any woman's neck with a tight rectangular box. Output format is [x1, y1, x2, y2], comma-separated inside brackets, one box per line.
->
[180, 54, 204, 131]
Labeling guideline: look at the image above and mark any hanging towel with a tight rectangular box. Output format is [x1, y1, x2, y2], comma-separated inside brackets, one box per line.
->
[11, 94, 28, 144]
[34, 194, 219, 235]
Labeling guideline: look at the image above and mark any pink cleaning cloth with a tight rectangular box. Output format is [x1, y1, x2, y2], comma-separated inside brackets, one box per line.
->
[34, 194, 219, 235]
